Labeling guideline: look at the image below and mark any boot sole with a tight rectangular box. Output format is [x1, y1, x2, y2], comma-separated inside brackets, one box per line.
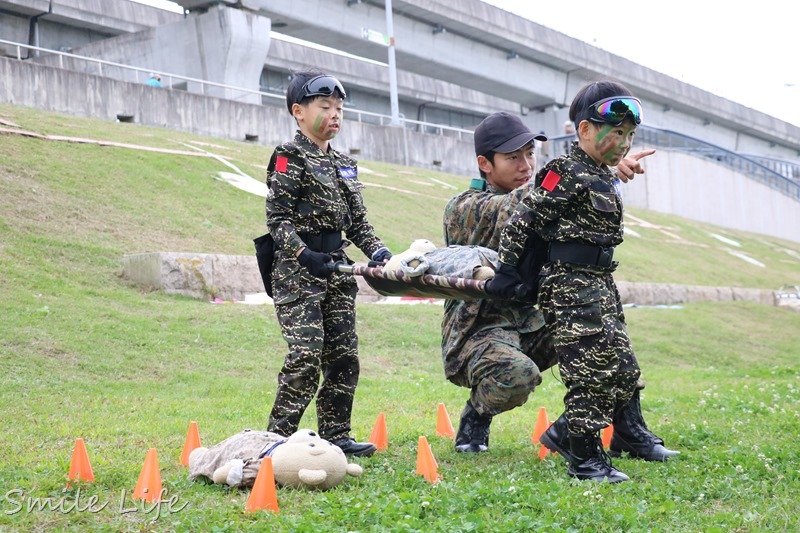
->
[610, 438, 678, 462]
[455, 447, 488, 453]
[539, 432, 574, 463]
[337, 445, 377, 457]
[568, 471, 630, 483]
[346, 448, 376, 458]
[608, 448, 675, 462]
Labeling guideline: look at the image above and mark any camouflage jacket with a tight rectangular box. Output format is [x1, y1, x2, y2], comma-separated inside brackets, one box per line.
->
[265, 131, 385, 259]
[498, 145, 624, 266]
[441, 181, 545, 379]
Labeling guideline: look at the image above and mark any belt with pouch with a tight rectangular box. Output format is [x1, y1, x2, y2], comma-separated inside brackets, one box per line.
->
[548, 241, 615, 268]
[298, 230, 343, 253]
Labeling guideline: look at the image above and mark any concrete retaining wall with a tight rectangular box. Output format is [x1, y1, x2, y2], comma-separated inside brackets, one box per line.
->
[30, 6, 272, 104]
[121, 252, 780, 307]
[615, 281, 775, 307]
[0, 56, 476, 176]
[122, 252, 265, 302]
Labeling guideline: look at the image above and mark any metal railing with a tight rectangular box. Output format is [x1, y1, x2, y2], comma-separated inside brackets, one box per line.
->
[548, 128, 800, 202]
[635, 127, 800, 202]
[739, 153, 800, 184]
[3, 38, 799, 199]
[0, 38, 473, 141]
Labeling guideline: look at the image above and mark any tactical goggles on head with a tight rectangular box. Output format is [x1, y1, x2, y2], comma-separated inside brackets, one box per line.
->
[579, 96, 643, 126]
[301, 75, 347, 100]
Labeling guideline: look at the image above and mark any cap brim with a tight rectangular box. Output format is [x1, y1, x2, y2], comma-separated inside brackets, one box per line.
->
[493, 132, 547, 153]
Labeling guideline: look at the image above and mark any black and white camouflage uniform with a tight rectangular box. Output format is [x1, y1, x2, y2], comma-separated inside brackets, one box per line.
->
[265, 130, 387, 442]
[497, 143, 641, 436]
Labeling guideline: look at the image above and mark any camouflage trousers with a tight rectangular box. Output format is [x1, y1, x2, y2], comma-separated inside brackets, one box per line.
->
[539, 265, 641, 435]
[268, 269, 360, 442]
[454, 326, 557, 417]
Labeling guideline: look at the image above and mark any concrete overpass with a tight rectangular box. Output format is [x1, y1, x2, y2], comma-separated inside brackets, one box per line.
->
[248, 0, 800, 158]
[2, 0, 800, 162]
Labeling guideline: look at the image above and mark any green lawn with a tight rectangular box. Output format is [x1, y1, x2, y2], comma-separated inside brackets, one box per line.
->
[1, 104, 799, 532]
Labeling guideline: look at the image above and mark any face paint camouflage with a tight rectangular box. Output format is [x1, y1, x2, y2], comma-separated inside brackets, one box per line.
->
[312, 113, 339, 140]
[596, 126, 620, 164]
[595, 124, 612, 143]
[592, 123, 635, 165]
[313, 114, 326, 133]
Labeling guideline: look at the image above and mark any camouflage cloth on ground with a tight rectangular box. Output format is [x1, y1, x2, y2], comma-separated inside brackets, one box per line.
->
[189, 430, 285, 488]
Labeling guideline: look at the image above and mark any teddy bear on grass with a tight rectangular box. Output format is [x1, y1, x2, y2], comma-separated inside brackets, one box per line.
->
[189, 429, 363, 491]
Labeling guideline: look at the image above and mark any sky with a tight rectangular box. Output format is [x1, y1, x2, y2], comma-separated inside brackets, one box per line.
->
[132, 0, 800, 127]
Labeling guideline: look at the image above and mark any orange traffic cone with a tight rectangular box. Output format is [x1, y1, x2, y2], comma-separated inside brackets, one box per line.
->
[537, 441, 550, 460]
[67, 438, 95, 485]
[531, 407, 550, 445]
[602, 424, 614, 448]
[180, 421, 202, 466]
[435, 403, 455, 439]
[415, 436, 440, 484]
[245, 456, 279, 513]
[369, 412, 388, 451]
[133, 448, 163, 503]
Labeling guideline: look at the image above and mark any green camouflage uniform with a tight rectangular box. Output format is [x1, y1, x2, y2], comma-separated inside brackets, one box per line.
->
[265, 131, 387, 441]
[497, 144, 641, 435]
[442, 182, 556, 417]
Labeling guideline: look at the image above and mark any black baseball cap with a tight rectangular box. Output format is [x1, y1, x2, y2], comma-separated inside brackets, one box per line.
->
[474, 112, 547, 156]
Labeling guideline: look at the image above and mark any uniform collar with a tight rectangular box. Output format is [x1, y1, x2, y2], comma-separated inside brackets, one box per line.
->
[485, 182, 507, 195]
[571, 144, 612, 174]
[294, 130, 337, 158]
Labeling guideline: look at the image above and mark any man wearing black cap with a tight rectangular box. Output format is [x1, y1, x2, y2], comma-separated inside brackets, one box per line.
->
[442, 111, 554, 453]
[442, 112, 676, 462]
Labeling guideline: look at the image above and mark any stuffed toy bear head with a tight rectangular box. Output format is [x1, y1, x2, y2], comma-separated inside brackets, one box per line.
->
[383, 239, 437, 277]
[271, 429, 363, 490]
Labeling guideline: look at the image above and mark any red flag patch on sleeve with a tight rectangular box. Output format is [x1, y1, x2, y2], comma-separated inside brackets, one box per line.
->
[275, 155, 289, 173]
[541, 170, 562, 192]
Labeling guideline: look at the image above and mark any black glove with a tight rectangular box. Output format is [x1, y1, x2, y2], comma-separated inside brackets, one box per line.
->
[371, 247, 392, 263]
[298, 248, 333, 278]
[486, 262, 524, 299]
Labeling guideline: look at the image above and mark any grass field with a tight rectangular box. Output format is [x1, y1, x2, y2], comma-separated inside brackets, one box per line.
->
[1, 103, 799, 532]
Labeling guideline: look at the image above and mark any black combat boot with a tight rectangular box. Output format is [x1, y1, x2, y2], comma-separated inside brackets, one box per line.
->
[454, 400, 492, 453]
[609, 390, 680, 462]
[567, 433, 629, 483]
[329, 437, 377, 457]
[539, 412, 574, 463]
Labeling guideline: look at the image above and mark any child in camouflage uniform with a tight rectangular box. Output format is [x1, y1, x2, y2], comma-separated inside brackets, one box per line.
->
[491, 81, 676, 482]
[445, 112, 676, 468]
[264, 71, 392, 457]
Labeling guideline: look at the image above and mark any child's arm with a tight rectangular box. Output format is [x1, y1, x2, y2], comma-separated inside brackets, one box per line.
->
[265, 144, 306, 255]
